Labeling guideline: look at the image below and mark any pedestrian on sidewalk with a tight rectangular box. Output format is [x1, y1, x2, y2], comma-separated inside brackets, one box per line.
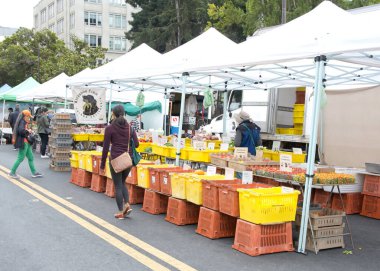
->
[9, 110, 43, 179]
[100, 105, 139, 219]
[9, 104, 20, 150]
[37, 107, 50, 158]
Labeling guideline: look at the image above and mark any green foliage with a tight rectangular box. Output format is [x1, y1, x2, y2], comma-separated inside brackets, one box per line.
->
[0, 28, 106, 86]
[126, 0, 209, 53]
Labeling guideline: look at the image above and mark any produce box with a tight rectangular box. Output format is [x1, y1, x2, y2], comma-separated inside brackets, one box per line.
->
[296, 208, 345, 229]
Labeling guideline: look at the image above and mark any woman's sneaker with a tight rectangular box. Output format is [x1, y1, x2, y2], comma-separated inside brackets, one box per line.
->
[41, 155, 49, 159]
[8, 173, 20, 179]
[31, 172, 43, 178]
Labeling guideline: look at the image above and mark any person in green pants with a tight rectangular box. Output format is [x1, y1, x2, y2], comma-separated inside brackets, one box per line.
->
[9, 110, 43, 179]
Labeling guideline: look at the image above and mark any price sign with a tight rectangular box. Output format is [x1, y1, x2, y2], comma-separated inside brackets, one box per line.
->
[280, 154, 292, 172]
[194, 141, 207, 150]
[151, 176, 156, 184]
[180, 138, 185, 148]
[220, 143, 229, 151]
[171, 116, 179, 127]
[234, 147, 248, 159]
[292, 148, 303, 154]
[183, 163, 191, 170]
[272, 141, 281, 151]
[189, 117, 196, 125]
[222, 136, 230, 143]
[225, 167, 235, 180]
[208, 143, 215, 150]
[281, 186, 294, 193]
[242, 171, 253, 184]
[152, 131, 159, 144]
[207, 166, 217, 176]
[160, 137, 168, 146]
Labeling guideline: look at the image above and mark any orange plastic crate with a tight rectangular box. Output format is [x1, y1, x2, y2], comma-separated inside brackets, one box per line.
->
[362, 175, 380, 197]
[148, 167, 164, 192]
[202, 179, 241, 211]
[196, 207, 237, 239]
[70, 168, 78, 185]
[233, 219, 294, 256]
[90, 174, 107, 193]
[313, 189, 331, 208]
[76, 169, 92, 188]
[360, 195, 380, 219]
[142, 190, 169, 215]
[160, 169, 193, 195]
[218, 183, 272, 217]
[332, 192, 363, 215]
[105, 178, 115, 198]
[126, 184, 145, 205]
[165, 197, 200, 225]
[126, 167, 138, 185]
[92, 155, 101, 174]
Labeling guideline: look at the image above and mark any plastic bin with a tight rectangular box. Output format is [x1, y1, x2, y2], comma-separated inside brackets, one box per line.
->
[137, 164, 175, 188]
[202, 179, 241, 211]
[196, 207, 237, 239]
[142, 190, 169, 215]
[88, 134, 104, 142]
[293, 116, 304, 124]
[165, 197, 200, 225]
[72, 134, 89, 141]
[238, 187, 300, 224]
[171, 173, 191, 199]
[70, 158, 78, 168]
[185, 175, 227, 205]
[293, 104, 305, 112]
[70, 150, 80, 160]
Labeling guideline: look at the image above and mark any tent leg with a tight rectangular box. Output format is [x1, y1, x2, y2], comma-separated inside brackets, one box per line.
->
[163, 89, 167, 136]
[175, 73, 188, 166]
[108, 83, 113, 124]
[222, 82, 228, 136]
[65, 85, 68, 110]
[1, 100, 5, 145]
[297, 56, 326, 253]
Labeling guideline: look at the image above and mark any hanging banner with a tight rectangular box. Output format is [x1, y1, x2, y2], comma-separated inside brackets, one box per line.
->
[72, 87, 106, 124]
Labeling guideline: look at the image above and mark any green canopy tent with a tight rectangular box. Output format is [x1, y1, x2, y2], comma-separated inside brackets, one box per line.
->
[109, 101, 162, 116]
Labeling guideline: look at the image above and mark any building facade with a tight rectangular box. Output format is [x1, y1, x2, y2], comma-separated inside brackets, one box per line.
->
[33, 0, 136, 62]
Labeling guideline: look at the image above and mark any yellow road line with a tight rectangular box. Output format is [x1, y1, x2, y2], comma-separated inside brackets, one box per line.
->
[0, 165, 197, 271]
[0, 170, 170, 271]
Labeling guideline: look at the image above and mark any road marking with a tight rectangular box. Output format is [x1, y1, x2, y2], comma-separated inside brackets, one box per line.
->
[0, 165, 197, 271]
[0, 170, 170, 271]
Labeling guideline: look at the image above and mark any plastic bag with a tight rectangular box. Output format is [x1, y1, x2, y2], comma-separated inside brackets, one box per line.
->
[203, 88, 214, 109]
[136, 91, 145, 107]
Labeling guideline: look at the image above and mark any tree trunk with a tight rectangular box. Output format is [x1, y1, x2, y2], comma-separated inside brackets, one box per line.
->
[175, 0, 181, 46]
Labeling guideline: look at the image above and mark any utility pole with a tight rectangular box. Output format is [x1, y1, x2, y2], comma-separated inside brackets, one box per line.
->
[38, 44, 41, 83]
[281, 0, 287, 24]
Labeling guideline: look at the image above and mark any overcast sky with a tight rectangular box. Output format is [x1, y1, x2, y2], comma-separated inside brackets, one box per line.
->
[0, 0, 41, 28]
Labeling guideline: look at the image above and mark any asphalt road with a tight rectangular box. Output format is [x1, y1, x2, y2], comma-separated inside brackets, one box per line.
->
[0, 145, 379, 271]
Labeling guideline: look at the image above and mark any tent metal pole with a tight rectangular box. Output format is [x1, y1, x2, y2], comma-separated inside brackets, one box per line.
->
[222, 82, 228, 136]
[1, 100, 5, 145]
[175, 73, 188, 166]
[163, 89, 167, 136]
[108, 82, 114, 123]
[297, 55, 326, 253]
[65, 85, 68, 110]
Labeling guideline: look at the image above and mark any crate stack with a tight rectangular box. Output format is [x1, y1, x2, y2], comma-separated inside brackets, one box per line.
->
[296, 208, 346, 253]
[49, 113, 72, 172]
[361, 174, 380, 219]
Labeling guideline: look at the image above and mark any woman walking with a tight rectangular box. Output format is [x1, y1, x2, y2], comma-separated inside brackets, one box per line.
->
[100, 105, 139, 219]
[37, 107, 50, 158]
[9, 110, 43, 179]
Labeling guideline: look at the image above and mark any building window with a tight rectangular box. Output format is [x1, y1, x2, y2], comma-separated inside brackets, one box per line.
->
[85, 0, 102, 3]
[48, 23, 55, 33]
[34, 14, 38, 28]
[70, 0, 75, 6]
[70, 13, 75, 29]
[57, 19, 64, 34]
[109, 0, 126, 5]
[48, 3, 55, 19]
[109, 14, 126, 29]
[41, 9, 47, 24]
[84, 11, 102, 26]
[85, 34, 102, 47]
[57, 0, 64, 13]
[109, 36, 126, 51]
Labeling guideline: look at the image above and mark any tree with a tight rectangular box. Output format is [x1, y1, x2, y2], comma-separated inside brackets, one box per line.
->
[0, 28, 106, 86]
[126, 0, 209, 53]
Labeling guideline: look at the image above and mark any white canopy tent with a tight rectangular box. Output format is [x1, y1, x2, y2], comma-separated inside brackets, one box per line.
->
[67, 1, 380, 253]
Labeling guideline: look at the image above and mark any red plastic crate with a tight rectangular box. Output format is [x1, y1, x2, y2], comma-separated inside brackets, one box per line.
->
[126, 167, 137, 185]
[218, 183, 272, 217]
[90, 174, 107, 193]
[202, 179, 241, 211]
[92, 155, 101, 174]
[142, 190, 169, 215]
[332, 192, 363, 214]
[360, 195, 380, 219]
[313, 189, 331, 208]
[165, 197, 200, 225]
[126, 184, 145, 204]
[70, 168, 78, 185]
[362, 175, 380, 197]
[148, 167, 162, 192]
[76, 169, 92, 188]
[196, 207, 237, 239]
[105, 178, 115, 198]
[160, 169, 193, 195]
[232, 219, 294, 256]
